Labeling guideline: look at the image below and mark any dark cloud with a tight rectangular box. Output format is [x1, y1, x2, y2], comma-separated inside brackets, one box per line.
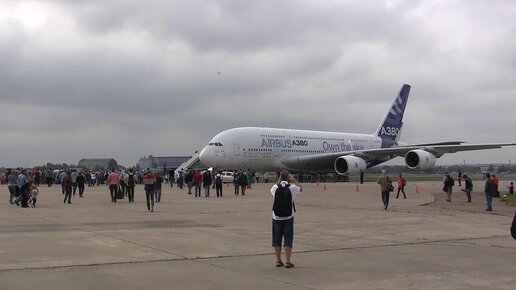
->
[1, 0, 515, 167]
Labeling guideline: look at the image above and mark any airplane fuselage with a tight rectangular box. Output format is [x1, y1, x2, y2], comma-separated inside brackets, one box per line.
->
[199, 127, 383, 171]
[197, 85, 515, 175]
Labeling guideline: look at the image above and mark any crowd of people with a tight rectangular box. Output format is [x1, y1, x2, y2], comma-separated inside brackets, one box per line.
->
[6, 169, 38, 208]
[173, 168, 257, 198]
[3, 166, 515, 269]
[3, 166, 261, 212]
[377, 170, 514, 212]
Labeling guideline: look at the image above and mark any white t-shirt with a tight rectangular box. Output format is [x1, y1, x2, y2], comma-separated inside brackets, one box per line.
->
[270, 181, 301, 220]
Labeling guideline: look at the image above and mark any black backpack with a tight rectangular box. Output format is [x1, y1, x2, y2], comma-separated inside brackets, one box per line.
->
[128, 174, 135, 186]
[273, 184, 295, 217]
[446, 177, 455, 187]
[465, 177, 473, 189]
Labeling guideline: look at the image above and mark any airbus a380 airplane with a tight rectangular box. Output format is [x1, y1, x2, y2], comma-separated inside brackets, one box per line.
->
[199, 84, 515, 175]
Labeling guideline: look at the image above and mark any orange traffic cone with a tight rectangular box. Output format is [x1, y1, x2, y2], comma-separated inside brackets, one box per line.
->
[323, 184, 327, 191]
[416, 185, 420, 194]
[354, 185, 360, 192]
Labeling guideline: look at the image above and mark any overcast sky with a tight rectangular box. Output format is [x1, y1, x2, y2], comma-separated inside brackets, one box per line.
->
[1, 0, 515, 168]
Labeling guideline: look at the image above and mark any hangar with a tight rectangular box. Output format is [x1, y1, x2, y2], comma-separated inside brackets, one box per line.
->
[77, 158, 119, 171]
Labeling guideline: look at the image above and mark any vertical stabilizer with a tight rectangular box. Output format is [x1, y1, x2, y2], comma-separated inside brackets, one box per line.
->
[374, 84, 411, 147]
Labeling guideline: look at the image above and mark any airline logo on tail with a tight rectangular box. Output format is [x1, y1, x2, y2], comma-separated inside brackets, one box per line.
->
[376, 84, 411, 147]
[389, 94, 406, 116]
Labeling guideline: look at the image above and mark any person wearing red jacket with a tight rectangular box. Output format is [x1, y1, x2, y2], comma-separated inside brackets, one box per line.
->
[396, 174, 406, 199]
[106, 169, 120, 203]
[143, 169, 156, 212]
[63, 171, 73, 204]
[193, 170, 203, 197]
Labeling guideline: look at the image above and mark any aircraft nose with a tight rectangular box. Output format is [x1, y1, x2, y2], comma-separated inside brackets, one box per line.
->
[199, 146, 211, 165]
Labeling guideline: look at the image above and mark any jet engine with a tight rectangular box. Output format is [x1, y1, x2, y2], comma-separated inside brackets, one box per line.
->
[405, 150, 436, 170]
[334, 156, 367, 175]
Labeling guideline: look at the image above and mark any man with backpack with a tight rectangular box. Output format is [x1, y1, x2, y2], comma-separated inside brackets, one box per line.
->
[462, 174, 473, 203]
[443, 172, 455, 202]
[270, 170, 302, 269]
[215, 170, 223, 197]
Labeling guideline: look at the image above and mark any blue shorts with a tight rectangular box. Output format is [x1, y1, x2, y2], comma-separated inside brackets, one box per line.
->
[272, 218, 294, 248]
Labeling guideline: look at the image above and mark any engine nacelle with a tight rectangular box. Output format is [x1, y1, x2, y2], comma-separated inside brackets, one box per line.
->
[404, 150, 436, 170]
[334, 156, 367, 175]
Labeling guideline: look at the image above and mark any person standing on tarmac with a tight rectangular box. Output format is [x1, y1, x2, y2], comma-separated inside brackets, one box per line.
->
[462, 174, 473, 203]
[76, 171, 86, 198]
[63, 171, 73, 204]
[271, 170, 302, 269]
[46, 168, 53, 187]
[143, 169, 156, 212]
[155, 173, 163, 203]
[484, 173, 496, 212]
[106, 169, 120, 203]
[8, 170, 18, 204]
[443, 172, 454, 202]
[238, 170, 248, 196]
[126, 169, 136, 203]
[184, 170, 193, 195]
[377, 169, 392, 210]
[233, 170, 240, 195]
[396, 174, 406, 199]
[202, 170, 212, 197]
[17, 170, 30, 207]
[71, 169, 78, 196]
[193, 170, 202, 197]
[215, 170, 223, 197]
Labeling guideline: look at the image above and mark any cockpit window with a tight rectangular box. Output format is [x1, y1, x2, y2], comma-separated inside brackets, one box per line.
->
[216, 142, 223, 146]
[209, 143, 214, 146]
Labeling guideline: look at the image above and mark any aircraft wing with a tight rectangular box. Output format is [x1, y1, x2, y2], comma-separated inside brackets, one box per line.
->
[408, 141, 465, 146]
[280, 143, 516, 172]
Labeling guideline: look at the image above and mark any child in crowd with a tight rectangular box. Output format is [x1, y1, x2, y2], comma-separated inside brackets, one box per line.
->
[30, 183, 39, 207]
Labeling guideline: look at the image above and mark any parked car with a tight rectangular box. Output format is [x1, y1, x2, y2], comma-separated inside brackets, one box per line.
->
[222, 171, 234, 183]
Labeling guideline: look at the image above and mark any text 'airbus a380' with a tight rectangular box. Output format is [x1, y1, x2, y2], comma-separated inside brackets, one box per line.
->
[199, 84, 515, 175]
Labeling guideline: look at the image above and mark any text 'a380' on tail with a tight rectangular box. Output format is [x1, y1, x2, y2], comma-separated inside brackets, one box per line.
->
[374, 84, 411, 148]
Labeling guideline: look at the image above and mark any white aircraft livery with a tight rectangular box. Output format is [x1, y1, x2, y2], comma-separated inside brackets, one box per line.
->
[199, 84, 515, 175]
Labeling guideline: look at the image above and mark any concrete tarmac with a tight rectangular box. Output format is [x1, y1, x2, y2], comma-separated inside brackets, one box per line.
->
[1, 181, 515, 290]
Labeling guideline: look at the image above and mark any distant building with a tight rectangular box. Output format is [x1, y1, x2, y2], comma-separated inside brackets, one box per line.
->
[137, 156, 154, 170]
[137, 155, 191, 171]
[480, 166, 500, 174]
[77, 159, 119, 171]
